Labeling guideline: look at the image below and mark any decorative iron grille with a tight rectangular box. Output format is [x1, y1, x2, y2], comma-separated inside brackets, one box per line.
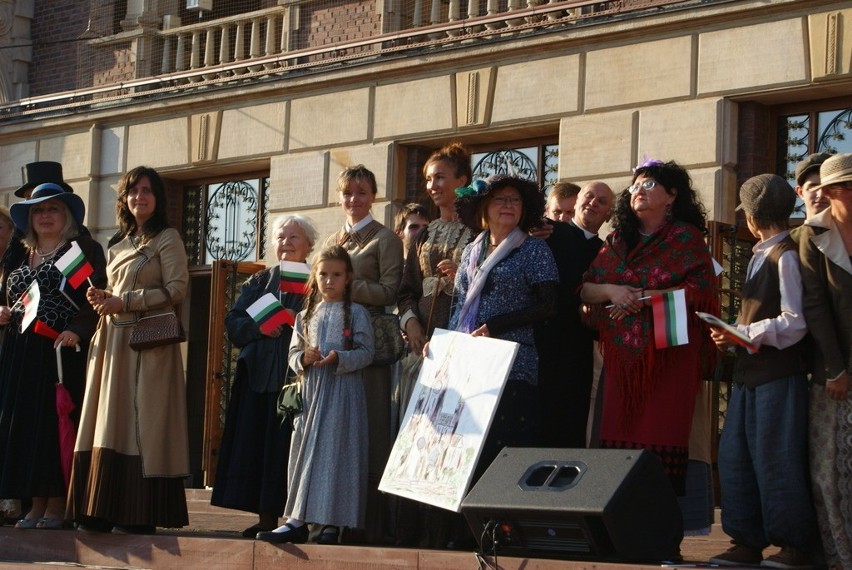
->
[217, 262, 257, 429]
[181, 177, 269, 266]
[183, 185, 205, 265]
[472, 144, 558, 192]
[709, 221, 756, 436]
[777, 106, 852, 217]
[205, 179, 265, 264]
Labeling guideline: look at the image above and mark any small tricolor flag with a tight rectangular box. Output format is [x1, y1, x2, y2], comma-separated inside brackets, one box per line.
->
[246, 293, 294, 335]
[280, 261, 311, 294]
[55, 242, 94, 289]
[651, 288, 689, 349]
[18, 280, 40, 334]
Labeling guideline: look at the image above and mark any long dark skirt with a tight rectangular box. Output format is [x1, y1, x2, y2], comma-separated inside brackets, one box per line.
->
[0, 331, 86, 499]
[211, 362, 291, 516]
[69, 448, 188, 528]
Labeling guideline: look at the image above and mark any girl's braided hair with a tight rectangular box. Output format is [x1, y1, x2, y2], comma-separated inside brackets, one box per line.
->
[303, 244, 354, 350]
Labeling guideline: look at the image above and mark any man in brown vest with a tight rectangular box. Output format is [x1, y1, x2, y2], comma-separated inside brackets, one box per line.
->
[709, 174, 817, 569]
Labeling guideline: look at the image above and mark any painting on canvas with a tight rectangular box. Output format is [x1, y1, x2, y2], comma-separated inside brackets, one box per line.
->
[380, 328, 518, 512]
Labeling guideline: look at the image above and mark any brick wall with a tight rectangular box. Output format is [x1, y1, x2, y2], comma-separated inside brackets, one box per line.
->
[736, 102, 771, 187]
[29, 0, 89, 96]
[296, 0, 381, 61]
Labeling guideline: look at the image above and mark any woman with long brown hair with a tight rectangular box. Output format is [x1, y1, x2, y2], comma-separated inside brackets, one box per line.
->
[68, 166, 190, 535]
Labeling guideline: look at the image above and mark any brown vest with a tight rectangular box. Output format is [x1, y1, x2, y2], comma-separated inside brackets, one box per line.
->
[733, 236, 807, 387]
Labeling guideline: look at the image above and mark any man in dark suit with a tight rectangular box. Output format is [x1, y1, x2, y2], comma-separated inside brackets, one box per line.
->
[534, 181, 613, 448]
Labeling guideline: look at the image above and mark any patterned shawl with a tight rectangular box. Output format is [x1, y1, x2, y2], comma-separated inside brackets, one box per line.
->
[583, 221, 719, 425]
[456, 227, 527, 333]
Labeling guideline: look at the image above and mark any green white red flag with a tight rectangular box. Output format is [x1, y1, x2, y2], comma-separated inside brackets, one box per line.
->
[246, 292, 294, 334]
[651, 288, 689, 349]
[54, 242, 94, 289]
[279, 261, 310, 294]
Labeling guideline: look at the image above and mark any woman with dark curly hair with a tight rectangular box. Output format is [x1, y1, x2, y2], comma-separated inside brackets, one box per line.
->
[449, 174, 558, 481]
[580, 160, 718, 496]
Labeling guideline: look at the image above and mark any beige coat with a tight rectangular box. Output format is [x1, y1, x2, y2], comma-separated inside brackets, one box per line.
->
[75, 228, 190, 476]
[796, 209, 852, 385]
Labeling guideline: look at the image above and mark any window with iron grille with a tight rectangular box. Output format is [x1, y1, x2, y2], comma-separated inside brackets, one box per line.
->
[182, 177, 270, 266]
[776, 102, 852, 217]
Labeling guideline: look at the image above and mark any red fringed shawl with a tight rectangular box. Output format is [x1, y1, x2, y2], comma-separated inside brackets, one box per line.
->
[583, 221, 719, 429]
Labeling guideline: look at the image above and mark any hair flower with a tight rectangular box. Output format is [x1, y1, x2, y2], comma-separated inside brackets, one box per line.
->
[454, 179, 488, 199]
[633, 156, 665, 173]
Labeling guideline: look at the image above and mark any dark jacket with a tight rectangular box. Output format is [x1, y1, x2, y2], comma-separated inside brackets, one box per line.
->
[225, 267, 304, 393]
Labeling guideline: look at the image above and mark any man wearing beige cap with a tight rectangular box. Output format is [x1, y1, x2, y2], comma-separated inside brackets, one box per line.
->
[797, 152, 852, 570]
[709, 174, 817, 568]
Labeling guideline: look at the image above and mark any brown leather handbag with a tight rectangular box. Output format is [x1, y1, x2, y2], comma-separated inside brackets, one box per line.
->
[129, 310, 186, 351]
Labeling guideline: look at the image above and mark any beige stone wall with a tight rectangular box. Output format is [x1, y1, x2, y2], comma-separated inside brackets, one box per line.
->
[809, 8, 852, 79]
[290, 89, 371, 150]
[218, 103, 286, 160]
[698, 18, 807, 94]
[374, 76, 454, 138]
[491, 56, 581, 123]
[585, 37, 693, 110]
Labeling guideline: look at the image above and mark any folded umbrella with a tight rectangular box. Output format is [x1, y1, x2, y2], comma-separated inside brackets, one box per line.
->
[54, 344, 79, 489]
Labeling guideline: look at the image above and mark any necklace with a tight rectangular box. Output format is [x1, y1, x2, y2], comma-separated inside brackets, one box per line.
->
[34, 240, 65, 261]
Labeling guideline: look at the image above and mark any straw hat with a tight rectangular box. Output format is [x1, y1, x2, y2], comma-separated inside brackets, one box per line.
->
[811, 153, 852, 191]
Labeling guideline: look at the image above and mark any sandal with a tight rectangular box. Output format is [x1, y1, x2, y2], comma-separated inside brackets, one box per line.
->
[14, 518, 39, 529]
[36, 517, 65, 530]
[316, 525, 339, 545]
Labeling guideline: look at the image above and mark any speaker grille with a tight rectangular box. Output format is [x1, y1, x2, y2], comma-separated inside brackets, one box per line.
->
[516, 519, 593, 553]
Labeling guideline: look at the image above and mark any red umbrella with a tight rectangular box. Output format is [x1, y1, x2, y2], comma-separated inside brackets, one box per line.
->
[54, 344, 77, 489]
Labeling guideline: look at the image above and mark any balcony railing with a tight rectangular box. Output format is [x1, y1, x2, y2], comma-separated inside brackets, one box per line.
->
[0, 0, 719, 120]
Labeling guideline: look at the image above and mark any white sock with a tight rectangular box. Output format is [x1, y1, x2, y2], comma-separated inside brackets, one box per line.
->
[272, 519, 304, 533]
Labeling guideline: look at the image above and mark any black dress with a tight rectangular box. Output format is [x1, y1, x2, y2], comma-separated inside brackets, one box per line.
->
[0, 238, 106, 498]
[211, 267, 304, 516]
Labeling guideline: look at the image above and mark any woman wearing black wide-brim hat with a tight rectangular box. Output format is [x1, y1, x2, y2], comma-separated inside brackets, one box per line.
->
[0, 182, 107, 530]
[448, 174, 559, 485]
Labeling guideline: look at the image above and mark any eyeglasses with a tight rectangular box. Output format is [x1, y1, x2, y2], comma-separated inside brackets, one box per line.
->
[492, 196, 522, 207]
[628, 179, 659, 194]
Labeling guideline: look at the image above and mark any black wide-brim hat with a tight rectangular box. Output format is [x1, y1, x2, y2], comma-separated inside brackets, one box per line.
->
[15, 161, 74, 198]
[11, 183, 86, 231]
[455, 174, 545, 232]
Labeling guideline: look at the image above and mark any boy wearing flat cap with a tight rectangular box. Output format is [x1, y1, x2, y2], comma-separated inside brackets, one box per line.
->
[794, 152, 832, 220]
[709, 174, 817, 568]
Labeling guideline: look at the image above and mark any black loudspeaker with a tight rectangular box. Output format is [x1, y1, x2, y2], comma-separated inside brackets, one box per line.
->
[460, 447, 683, 562]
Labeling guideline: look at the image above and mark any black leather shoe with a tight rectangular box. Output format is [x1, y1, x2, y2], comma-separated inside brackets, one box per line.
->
[316, 525, 339, 545]
[76, 517, 113, 533]
[256, 522, 308, 544]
